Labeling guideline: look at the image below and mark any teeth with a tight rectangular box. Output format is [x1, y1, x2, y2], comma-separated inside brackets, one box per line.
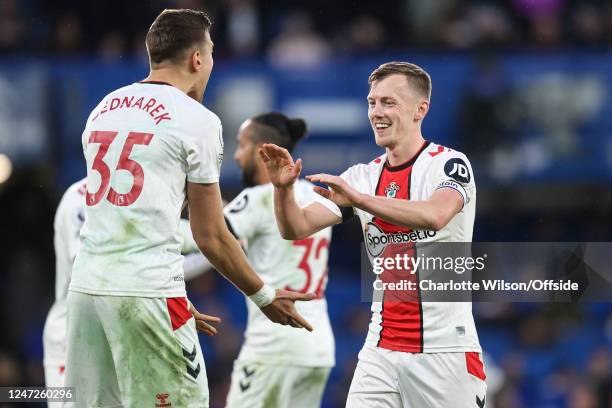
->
[375, 123, 390, 129]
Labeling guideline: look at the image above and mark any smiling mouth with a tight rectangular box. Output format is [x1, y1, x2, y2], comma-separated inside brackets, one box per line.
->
[374, 122, 391, 132]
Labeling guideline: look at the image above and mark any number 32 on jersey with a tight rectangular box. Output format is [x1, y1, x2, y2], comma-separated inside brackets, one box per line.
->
[86, 130, 153, 207]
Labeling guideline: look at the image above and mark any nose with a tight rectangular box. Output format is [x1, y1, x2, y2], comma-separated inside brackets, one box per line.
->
[370, 101, 383, 119]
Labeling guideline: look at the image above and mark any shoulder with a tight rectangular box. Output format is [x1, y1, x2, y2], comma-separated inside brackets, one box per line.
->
[342, 153, 386, 179]
[419, 142, 474, 185]
[55, 178, 86, 225]
[62, 178, 87, 207]
[420, 142, 471, 163]
[226, 184, 271, 213]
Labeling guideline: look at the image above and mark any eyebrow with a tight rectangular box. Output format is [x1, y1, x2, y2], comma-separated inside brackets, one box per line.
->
[367, 96, 396, 102]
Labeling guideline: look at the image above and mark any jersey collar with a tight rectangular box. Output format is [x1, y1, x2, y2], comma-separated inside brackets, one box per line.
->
[384, 140, 431, 172]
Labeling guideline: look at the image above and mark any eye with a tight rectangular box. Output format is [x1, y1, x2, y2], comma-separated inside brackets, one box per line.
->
[368, 100, 375, 107]
[385, 100, 395, 106]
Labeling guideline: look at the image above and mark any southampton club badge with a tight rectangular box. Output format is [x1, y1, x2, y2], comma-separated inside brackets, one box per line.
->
[384, 182, 400, 198]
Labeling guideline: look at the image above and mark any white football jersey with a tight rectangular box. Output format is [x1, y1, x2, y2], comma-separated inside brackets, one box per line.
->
[224, 180, 335, 367]
[70, 82, 223, 297]
[314, 141, 481, 353]
[44, 177, 206, 365]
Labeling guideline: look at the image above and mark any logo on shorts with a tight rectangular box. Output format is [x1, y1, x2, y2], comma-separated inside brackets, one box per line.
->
[384, 182, 400, 198]
[183, 345, 201, 380]
[155, 393, 171, 407]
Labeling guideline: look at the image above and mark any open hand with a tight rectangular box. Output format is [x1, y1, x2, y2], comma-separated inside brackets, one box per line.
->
[259, 144, 302, 188]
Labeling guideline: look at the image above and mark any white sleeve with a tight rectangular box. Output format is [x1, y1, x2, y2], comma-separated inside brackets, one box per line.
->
[183, 117, 224, 184]
[177, 219, 199, 254]
[432, 152, 475, 207]
[223, 189, 261, 241]
[53, 186, 86, 298]
[183, 252, 213, 280]
[308, 168, 354, 221]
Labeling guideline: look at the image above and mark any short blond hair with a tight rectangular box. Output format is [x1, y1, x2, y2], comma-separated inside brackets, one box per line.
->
[368, 61, 432, 100]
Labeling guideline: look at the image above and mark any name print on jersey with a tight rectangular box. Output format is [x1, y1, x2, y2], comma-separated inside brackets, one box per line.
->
[91, 96, 172, 125]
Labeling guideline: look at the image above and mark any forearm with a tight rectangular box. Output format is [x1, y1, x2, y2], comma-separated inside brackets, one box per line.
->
[356, 195, 445, 230]
[198, 229, 264, 295]
[274, 185, 312, 239]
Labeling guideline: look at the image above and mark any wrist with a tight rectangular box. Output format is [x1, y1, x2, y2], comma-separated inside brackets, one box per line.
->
[248, 284, 276, 308]
[353, 192, 367, 208]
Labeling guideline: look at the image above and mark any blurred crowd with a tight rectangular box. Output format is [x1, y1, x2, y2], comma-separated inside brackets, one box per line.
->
[2, 0, 612, 64]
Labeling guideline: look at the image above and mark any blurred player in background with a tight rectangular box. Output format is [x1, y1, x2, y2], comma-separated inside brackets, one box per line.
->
[42, 177, 212, 406]
[224, 113, 334, 407]
[65, 9, 314, 408]
[261, 62, 486, 407]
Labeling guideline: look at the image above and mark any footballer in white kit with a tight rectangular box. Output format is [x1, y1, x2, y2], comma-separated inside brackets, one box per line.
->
[42, 177, 211, 405]
[261, 62, 487, 407]
[224, 113, 335, 408]
[65, 9, 315, 408]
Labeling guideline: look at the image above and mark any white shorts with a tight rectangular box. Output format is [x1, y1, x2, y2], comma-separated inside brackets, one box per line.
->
[65, 291, 208, 408]
[225, 361, 331, 408]
[346, 345, 487, 408]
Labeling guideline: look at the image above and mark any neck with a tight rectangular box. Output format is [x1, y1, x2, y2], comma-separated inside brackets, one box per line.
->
[143, 67, 198, 100]
[385, 130, 426, 166]
[255, 162, 271, 185]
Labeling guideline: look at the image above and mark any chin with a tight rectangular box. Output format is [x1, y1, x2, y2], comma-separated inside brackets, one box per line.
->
[374, 135, 391, 148]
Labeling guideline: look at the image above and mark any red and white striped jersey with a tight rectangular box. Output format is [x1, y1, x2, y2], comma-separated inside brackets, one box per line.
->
[314, 141, 481, 353]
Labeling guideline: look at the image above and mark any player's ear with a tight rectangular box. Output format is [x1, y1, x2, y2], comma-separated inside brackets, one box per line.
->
[414, 99, 429, 122]
[191, 49, 202, 72]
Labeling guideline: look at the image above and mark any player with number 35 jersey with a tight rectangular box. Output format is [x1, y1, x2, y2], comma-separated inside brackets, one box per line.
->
[65, 10, 314, 408]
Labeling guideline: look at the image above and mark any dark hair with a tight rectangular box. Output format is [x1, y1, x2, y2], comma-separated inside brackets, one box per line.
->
[146, 9, 212, 65]
[251, 112, 307, 153]
[368, 61, 432, 99]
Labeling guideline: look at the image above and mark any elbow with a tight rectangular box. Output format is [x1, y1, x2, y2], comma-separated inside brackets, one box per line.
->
[193, 230, 222, 256]
[278, 227, 302, 240]
[427, 211, 451, 231]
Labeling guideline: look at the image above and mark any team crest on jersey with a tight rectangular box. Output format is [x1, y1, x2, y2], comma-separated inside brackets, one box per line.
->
[384, 182, 400, 198]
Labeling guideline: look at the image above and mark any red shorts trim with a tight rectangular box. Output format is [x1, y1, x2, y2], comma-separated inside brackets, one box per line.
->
[465, 352, 486, 380]
[167, 297, 192, 331]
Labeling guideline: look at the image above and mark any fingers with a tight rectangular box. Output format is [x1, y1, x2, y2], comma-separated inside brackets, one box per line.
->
[195, 319, 218, 336]
[288, 291, 317, 301]
[289, 312, 314, 332]
[293, 158, 303, 178]
[258, 147, 271, 163]
[199, 313, 222, 323]
[306, 174, 340, 187]
[261, 143, 292, 161]
[313, 186, 332, 199]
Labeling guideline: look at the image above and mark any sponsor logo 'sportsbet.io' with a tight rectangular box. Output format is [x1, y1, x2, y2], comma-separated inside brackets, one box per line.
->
[365, 222, 436, 257]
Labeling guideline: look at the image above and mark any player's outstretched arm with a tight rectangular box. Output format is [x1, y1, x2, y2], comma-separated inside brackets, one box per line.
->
[259, 144, 340, 239]
[186, 181, 315, 331]
[307, 173, 462, 231]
